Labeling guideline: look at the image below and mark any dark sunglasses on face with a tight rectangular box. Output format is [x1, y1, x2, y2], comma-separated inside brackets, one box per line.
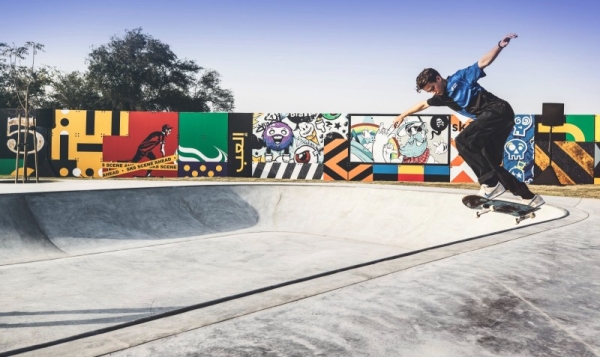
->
[407, 126, 423, 134]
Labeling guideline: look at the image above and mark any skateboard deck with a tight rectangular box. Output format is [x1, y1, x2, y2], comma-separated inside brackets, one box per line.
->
[462, 195, 540, 224]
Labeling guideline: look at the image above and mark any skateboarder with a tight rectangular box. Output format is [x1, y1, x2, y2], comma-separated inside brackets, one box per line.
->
[392, 33, 544, 208]
[131, 124, 172, 177]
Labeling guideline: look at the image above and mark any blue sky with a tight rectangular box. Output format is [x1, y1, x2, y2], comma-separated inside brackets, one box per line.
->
[2, 0, 598, 114]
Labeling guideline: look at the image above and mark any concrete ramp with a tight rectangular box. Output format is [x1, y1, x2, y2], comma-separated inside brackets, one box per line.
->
[0, 195, 65, 265]
[1, 186, 260, 264]
[0, 183, 572, 354]
[0, 184, 566, 265]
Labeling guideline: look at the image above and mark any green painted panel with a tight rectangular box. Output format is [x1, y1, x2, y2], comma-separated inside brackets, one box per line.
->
[178, 113, 228, 162]
[566, 115, 595, 142]
[0, 159, 22, 175]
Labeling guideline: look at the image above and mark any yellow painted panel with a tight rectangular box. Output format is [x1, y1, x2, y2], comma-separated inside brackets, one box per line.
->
[398, 165, 424, 174]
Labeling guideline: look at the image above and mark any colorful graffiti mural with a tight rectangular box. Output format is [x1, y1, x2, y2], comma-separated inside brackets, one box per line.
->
[0, 109, 598, 185]
[0, 109, 53, 177]
[349, 114, 450, 165]
[103, 112, 178, 178]
[178, 112, 228, 178]
[250, 113, 347, 179]
[503, 114, 536, 184]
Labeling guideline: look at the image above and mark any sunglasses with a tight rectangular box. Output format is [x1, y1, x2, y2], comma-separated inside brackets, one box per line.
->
[407, 125, 424, 134]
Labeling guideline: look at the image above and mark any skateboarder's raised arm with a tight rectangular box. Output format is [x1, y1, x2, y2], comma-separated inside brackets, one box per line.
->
[478, 33, 518, 69]
[392, 100, 429, 128]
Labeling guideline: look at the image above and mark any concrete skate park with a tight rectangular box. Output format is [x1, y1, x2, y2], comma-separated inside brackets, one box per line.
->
[0, 180, 599, 357]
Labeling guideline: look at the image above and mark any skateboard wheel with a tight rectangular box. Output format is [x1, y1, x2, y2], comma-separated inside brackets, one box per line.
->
[475, 212, 480, 218]
[490, 205, 496, 212]
[515, 218, 520, 225]
[531, 213, 536, 219]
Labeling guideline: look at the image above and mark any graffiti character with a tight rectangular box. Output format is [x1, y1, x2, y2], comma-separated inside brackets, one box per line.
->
[504, 138, 527, 160]
[131, 124, 172, 176]
[294, 145, 319, 164]
[262, 121, 293, 162]
[396, 117, 435, 163]
[433, 141, 448, 155]
[297, 121, 320, 146]
[512, 115, 533, 137]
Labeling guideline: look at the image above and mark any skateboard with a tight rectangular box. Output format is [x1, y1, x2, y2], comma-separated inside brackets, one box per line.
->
[462, 195, 540, 225]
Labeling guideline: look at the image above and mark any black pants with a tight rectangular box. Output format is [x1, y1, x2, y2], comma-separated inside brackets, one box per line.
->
[132, 149, 156, 176]
[455, 102, 532, 198]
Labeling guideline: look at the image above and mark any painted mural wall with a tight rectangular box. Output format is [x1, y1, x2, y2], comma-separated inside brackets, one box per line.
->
[534, 114, 597, 184]
[1, 109, 599, 185]
[250, 113, 347, 180]
[348, 114, 451, 182]
[503, 114, 536, 184]
[0, 109, 52, 177]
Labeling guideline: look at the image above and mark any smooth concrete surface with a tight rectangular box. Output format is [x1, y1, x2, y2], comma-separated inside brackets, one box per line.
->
[0, 180, 596, 356]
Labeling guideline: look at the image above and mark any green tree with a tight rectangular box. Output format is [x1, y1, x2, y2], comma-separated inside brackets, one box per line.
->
[0, 41, 49, 182]
[48, 70, 103, 109]
[86, 28, 234, 112]
[192, 69, 235, 112]
[0, 42, 52, 110]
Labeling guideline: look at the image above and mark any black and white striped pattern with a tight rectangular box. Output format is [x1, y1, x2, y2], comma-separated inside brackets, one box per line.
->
[252, 163, 323, 180]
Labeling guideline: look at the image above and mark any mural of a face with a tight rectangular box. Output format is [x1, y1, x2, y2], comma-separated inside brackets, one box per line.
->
[263, 122, 293, 151]
[397, 120, 428, 158]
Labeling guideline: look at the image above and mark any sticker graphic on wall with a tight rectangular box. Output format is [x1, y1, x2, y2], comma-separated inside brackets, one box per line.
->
[348, 114, 450, 165]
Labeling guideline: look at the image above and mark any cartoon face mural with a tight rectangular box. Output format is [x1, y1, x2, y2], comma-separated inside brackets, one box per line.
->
[397, 117, 429, 159]
[252, 113, 347, 164]
[263, 121, 293, 151]
[349, 114, 450, 165]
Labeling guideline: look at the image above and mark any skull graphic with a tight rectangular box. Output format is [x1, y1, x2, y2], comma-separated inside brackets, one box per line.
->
[505, 139, 528, 160]
[512, 115, 533, 137]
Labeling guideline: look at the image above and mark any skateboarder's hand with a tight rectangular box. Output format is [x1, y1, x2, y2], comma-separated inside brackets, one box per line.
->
[392, 117, 402, 129]
[499, 33, 518, 48]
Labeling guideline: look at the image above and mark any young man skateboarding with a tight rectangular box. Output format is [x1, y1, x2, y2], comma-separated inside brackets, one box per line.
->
[392, 33, 544, 208]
